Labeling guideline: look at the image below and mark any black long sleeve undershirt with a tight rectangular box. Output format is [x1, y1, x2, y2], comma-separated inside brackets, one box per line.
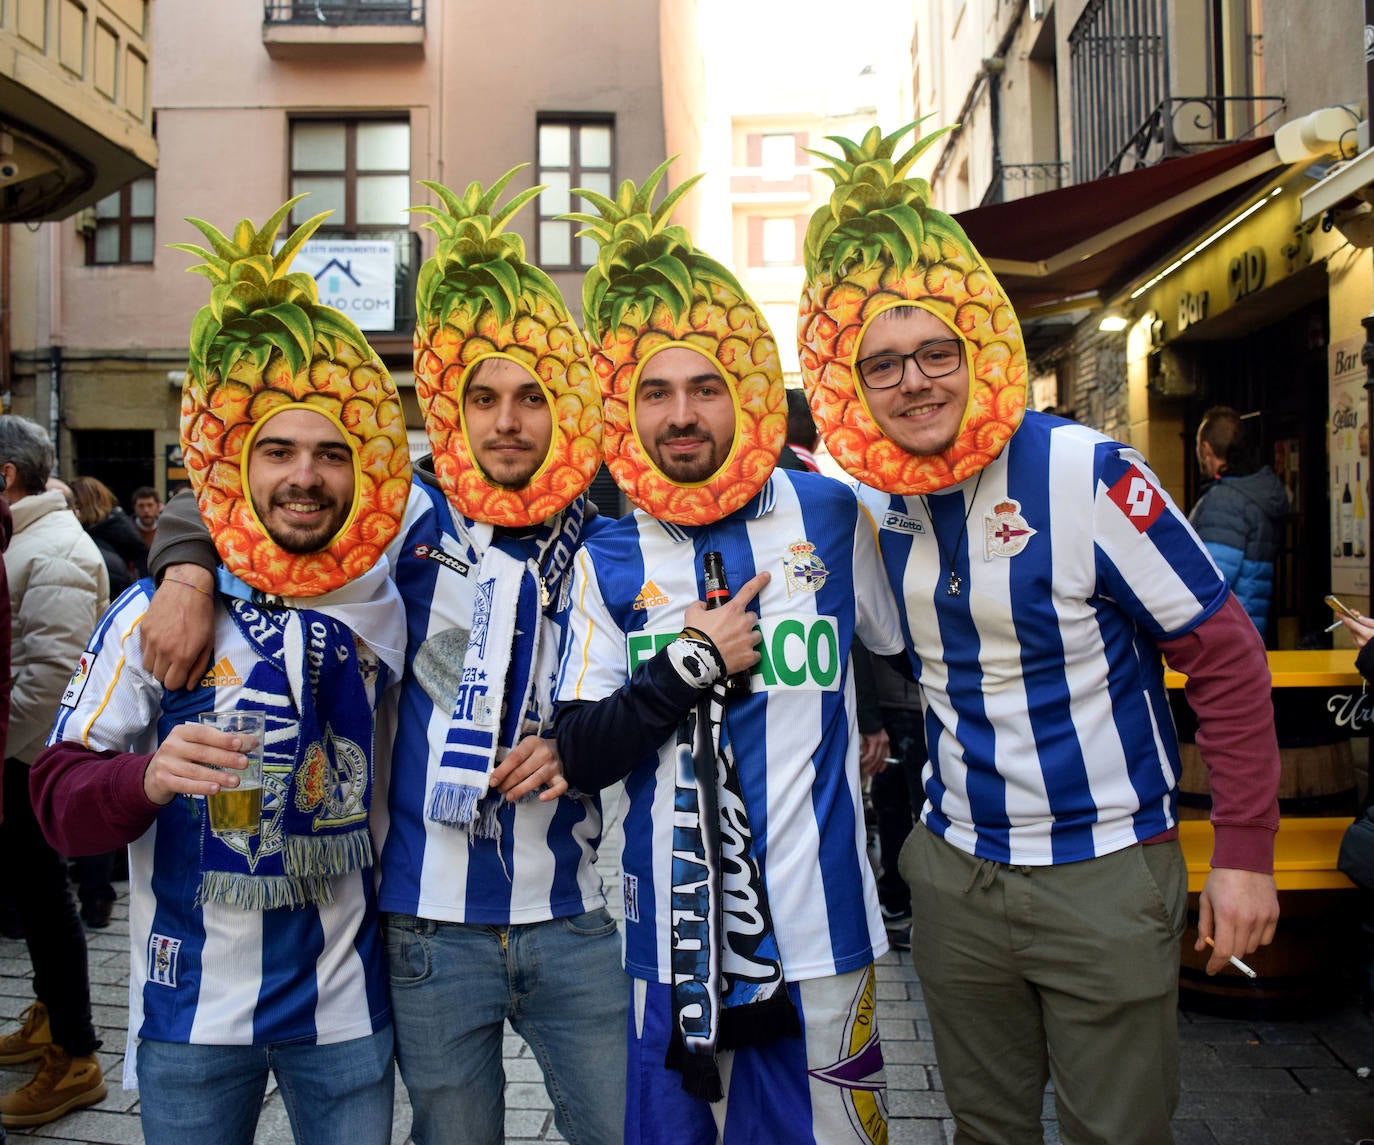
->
[554, 651, 705, 792]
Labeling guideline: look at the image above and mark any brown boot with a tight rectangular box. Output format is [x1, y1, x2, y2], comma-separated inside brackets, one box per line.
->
[0, 1044, 107, 1126]
[0, 1002, 51, 1064]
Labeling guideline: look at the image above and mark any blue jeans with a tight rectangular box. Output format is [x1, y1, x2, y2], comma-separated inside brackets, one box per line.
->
[384, 909, 627, 1145]
[136, 1028, 394, 1145]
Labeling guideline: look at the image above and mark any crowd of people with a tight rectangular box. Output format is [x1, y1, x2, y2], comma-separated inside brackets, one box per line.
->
[0, 130, 1284, 1145]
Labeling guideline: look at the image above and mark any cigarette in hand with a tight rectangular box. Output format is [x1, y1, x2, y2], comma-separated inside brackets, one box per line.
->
[1204, 936, 1257, 978]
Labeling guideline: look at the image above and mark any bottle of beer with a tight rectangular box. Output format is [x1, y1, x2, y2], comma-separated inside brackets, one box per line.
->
[702, 550, 753, 700]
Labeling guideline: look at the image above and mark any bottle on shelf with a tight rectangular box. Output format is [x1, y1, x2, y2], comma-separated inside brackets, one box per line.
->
[1341, 463, 1355, 557]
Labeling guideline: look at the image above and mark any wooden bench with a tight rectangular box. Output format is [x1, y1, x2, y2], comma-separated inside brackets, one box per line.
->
[1178, 817, 1355, 892]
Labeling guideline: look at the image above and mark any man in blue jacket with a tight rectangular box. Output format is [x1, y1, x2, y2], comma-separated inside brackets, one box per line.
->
[1190, 405, 1289, 638]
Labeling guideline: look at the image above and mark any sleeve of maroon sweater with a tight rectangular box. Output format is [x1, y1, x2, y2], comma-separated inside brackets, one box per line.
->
[1157, 592, 1280, 873]
[30, 741, 162, 856]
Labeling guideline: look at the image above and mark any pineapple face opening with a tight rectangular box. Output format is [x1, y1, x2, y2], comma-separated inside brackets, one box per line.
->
[629, 344, 742, 488]
[240, 404, 362, 555]
[853, 303, 973, 458]
[457, 354, 555, 492]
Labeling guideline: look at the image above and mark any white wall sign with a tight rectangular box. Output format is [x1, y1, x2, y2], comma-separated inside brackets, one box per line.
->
[293, 239, 397, 332]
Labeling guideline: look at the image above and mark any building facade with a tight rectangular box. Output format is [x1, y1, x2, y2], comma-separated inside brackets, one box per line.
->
[913, 0, 1366, 647]
[4, 0, 686, 513]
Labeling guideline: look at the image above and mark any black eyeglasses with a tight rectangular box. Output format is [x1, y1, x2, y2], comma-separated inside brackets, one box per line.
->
[855, 339, 964, 390]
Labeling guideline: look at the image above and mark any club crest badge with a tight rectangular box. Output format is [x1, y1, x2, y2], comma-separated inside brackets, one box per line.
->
[782, 541, 829, 596]
[984, 499, 1036, 559]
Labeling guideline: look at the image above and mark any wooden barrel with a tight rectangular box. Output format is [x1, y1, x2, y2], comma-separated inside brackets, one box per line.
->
[1177, 889, 1359, 1019]
[1176, 740, 1360, 819]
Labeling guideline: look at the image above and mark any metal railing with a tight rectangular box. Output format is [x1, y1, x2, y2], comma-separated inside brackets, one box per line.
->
[1099, 95, 1287, 177]
[979, 162, 1071, 206]
[263, 0, 424, 25]
[1069, 0, 1168, 185]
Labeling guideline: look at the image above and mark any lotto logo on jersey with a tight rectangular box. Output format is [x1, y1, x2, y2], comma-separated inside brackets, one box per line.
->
[1106, 465, 1166, 532]
[627, 616, 841, 692]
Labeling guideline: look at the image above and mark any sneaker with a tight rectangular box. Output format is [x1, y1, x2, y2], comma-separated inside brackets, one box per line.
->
[887, 925, 911, 952]
[0, 1044, 107, 1127]
[0, 1003, 51, 1064]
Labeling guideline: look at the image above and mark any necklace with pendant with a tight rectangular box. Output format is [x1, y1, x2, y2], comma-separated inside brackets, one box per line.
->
[919, 470, 984, 596]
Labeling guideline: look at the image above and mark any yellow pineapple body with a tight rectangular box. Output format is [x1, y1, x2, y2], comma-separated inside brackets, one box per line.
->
[174, 199, 410, 597]
[568, 159, 784, 525]
[799, 124, 1028, 495]
[412, 171, 602, 527]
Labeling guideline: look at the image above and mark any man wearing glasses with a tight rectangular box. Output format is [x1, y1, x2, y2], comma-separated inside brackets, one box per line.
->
[800, 134, 1281, 1140]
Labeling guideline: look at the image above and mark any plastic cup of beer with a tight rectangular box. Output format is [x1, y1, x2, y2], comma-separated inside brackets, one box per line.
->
[199, 710, 264, 836]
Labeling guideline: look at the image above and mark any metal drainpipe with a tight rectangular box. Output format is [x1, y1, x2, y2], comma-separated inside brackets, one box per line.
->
[48, 344, 61, 462]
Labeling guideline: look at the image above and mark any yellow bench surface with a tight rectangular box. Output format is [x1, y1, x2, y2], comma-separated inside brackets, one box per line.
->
[1177, 817, 1355, 892]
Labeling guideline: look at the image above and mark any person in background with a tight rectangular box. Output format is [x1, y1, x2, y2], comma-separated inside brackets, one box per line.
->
[130, 486, 162, 550]
[1334, 607, 1374, 1006]
[0, 493, 11, 1145]
[61, 475, 147, 928]
[1190, 405, 1289, 639]
[0, 414, 108, 1129]
[867, 655, 924, 952]
[70, 476, 149, 601]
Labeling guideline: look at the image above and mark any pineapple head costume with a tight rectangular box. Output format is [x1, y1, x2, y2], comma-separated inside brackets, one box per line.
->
[799, 123, 1028, 494]
[173, 198, 411, 597]
[412, 168, 602, 527]
[567, 158, 784, 525]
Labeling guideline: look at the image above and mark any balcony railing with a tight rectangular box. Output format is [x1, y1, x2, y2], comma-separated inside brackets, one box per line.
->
[1100, 96, 1287, 178]
[263, 1, 423, 26]
[980, 162, 1071, 207]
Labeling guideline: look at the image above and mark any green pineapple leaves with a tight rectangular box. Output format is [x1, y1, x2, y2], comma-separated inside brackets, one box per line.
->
[172, 196, 369, 384]
[412, 167, 562, 332]
[802, 119, 966, 283]
[563, 157, 746, 341]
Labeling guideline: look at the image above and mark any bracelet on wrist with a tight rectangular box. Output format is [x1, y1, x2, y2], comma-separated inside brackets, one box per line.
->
[163, 575, 213, 597]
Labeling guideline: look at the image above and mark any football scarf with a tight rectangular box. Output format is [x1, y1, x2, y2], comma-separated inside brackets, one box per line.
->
[666, 684, 799, 1100]
[425, 497, 586, 833]
[197, 598, 377, 910]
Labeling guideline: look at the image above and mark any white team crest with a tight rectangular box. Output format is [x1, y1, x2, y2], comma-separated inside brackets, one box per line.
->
[984, 499, 1036, 559]
[782, 541, 829, 596]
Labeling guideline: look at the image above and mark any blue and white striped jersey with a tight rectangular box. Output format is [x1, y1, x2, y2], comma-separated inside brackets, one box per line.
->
[556, 470, 904, 983]
[48, 584, 390, 1085]
[374, 479, 607, 924]
[857, 412, 1229, 866]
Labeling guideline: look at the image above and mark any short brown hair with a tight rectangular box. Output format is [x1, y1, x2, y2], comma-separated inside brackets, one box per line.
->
[1198, 406, 1244, 468]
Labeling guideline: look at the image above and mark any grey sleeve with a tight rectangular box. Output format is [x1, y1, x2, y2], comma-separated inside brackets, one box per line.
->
[147, 489, 215, 579]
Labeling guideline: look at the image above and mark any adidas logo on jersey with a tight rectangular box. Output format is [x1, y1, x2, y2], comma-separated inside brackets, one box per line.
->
[200, 656, 243, 688]
[633, 580, 670, 610]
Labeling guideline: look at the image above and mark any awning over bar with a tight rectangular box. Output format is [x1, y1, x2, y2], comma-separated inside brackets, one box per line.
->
[953, 137, 1287, 318]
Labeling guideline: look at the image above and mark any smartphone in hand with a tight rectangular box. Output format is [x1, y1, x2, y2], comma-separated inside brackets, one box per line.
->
[1326, 593, 1360, 620]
